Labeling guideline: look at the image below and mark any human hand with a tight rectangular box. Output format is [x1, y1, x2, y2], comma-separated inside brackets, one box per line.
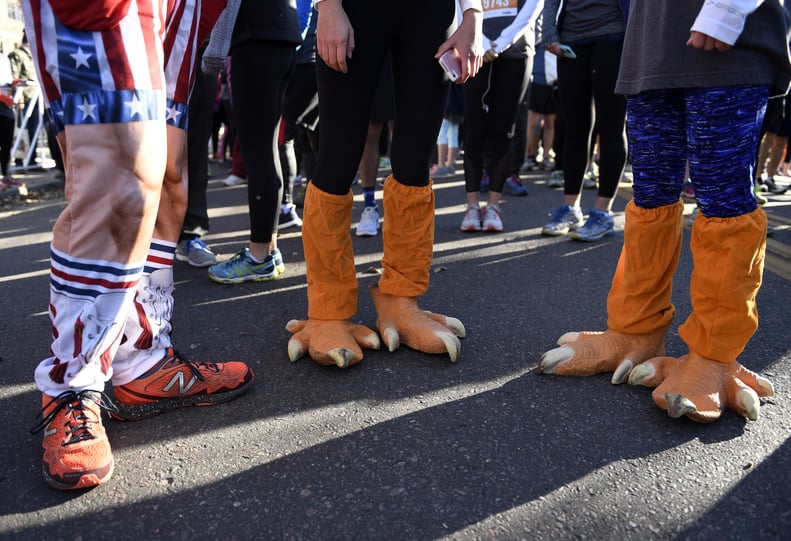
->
[686, 31, 731, 52]
[546, 42, 563, 57]
[435, 8, 483, 83]
[316, 0, 355, 73]
[483, 47, 498, 63]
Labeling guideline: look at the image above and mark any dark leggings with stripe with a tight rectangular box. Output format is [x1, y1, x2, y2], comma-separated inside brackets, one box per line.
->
[627, 86, 767, 217]
[557, 40, 626, 199]
[313, 0, 455, 194]
[463, 56, 531, 193]
[232, 41, 296, 244]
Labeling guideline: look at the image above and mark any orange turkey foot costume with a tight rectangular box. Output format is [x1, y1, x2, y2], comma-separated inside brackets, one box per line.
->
[538, 201, 774, 423]
[288, 177, 465, 367]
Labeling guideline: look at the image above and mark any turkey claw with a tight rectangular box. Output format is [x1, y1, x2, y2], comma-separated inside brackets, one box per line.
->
[370, 285, 464, 361]
[538, 346, 574, 374]
[286, 318, 380, 368]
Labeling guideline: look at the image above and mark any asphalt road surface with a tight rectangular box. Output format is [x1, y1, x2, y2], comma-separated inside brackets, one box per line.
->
[1, 161, 790, 540]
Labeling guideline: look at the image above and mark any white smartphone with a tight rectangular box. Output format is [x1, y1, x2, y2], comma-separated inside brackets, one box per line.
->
[558, 44, 577, 59]
[438, 49, 462, 82]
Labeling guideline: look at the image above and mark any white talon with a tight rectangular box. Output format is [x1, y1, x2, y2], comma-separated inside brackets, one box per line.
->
[363, 331, 382, 350]
[287, 340, 304, 362]
[444, 316, 466, 338]
[737, 388, 761, 421]
[611, 359, 634, 384]
[538, 346, 574, 373]
[437, 331, 461, 363]
[756, 375, 775, 397]
[628, 362, 656, 386]
[665, 393, 697, 418]
[285, 319, 302, 332]
[382, 327, 399, 352]
[556, 332, 580, 346]
[328, 348, 354, 369]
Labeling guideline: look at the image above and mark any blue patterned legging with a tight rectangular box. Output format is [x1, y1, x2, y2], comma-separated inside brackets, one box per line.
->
[627, 86, 768, 218]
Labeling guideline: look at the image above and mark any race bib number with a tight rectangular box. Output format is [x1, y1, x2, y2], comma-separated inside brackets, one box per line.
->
[483, 0, 518, 19]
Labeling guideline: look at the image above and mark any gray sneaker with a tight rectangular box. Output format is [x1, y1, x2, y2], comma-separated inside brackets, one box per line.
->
[582, 171, 598, 189]
[570, 208, 615, 242]
[176, 238, 217, 267]
[541, 205, 584, 236]
[547, 170, 564, 188]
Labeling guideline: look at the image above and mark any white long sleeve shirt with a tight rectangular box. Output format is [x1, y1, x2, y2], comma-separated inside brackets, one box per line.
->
[691, 0, 765, 45]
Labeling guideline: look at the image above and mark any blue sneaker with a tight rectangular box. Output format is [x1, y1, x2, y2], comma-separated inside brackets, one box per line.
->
[570, 208, 615, 242]
[208, 247, 284, 283]
[541, 204, 584, 236]
[503, 175, 528, 196]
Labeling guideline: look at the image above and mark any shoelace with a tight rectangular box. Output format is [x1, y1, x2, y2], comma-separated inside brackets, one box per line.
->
[187, 239, 208, 252]
[586, 210, 610, 227]
[31, 390, 117, 443]
[548, 206, 572, 220]
[166, 348, 218, 380]
[221, 250, 248, 268]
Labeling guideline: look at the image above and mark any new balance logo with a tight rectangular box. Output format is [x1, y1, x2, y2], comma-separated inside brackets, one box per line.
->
[163, 371, 197, 394]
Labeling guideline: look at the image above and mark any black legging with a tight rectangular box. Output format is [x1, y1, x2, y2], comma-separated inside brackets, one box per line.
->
[462, 56, 530, 192]
[314, 0, 456, 194]
[0, 112, 14, 176]
[280, 61, 320, 205]
[231, 41, 296, 245]
[556, 40, 626, 198]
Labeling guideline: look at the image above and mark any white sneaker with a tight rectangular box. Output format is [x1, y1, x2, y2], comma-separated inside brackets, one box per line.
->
[541, 204, 585, 236]
[356, 206, 380, 237]
[547, 170, 564, 188]
[459, 204, 482, 232]
[223, 174, 247, 186]
[482, 204, 503, 232]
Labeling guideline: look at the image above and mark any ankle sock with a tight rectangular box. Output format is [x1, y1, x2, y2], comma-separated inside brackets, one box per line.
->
[363, 187, 376, 208]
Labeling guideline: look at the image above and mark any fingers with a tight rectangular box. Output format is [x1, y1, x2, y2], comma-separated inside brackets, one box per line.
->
[320, 39, 351, 73]
[315, 1, 354, 73]
[687, 31, 731, 52]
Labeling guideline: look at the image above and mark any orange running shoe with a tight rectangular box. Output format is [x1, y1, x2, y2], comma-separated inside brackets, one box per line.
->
[111, 347, 254, 421]
[31, 391, 114, 490]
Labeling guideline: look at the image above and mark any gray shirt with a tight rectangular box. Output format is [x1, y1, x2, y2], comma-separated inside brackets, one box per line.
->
[541, 0, 624, 46]
[616, 0, 791, 96]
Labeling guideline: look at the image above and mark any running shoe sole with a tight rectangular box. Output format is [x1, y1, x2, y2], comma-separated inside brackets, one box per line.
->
[175, 252, 216, 268]
[111, 375, 254, 421]
[570, 228, 615, 242]
[44, 460, 114, 490]
[209, 269, 283, 284]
